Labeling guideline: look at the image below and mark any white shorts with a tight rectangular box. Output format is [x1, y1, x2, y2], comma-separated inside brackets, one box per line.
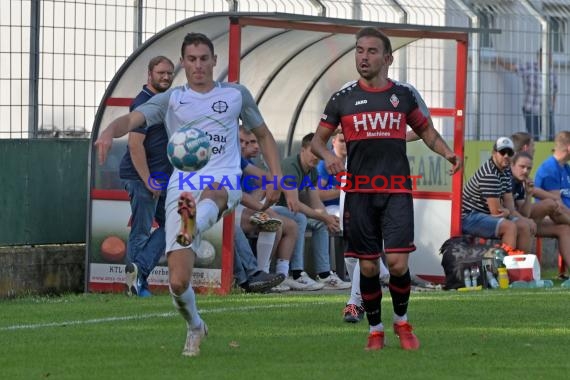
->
[164, 177, 242, 254]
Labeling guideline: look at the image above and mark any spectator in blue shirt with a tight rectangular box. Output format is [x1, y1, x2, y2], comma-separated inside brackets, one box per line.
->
[119, 56, 174, 297]
[535, 131, 570, 209]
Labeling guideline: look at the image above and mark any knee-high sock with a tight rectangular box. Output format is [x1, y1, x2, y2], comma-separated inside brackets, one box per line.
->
[256, 231, 276, 272]
[196, 199, 219, 235]
[347, 259, 361, 306]
[360, 272, 382, 327]
[170, 285, 202, 329]
[345, 257, 358, 281]
[389, 269, 412, 318]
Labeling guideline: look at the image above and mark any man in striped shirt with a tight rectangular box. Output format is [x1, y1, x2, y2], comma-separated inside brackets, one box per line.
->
[461, 137, 533, 255]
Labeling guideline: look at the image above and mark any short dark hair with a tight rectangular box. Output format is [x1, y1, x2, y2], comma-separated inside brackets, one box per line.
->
[355, 27, 392, 55]
[301, 133, 314, 148]
[148, 56, 174, 72]
[181, 33, 215, 58]
[510, 132, 532, 153]
[512, 151, 533, 165]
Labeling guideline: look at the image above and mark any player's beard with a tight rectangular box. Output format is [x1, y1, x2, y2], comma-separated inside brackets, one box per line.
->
[356, 65, 378, 81]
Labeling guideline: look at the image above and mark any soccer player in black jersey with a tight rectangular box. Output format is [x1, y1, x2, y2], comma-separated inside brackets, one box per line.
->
[312, 27, 461, 350]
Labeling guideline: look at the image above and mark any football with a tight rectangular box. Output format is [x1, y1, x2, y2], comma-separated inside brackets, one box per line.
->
[167, 126, 211, 172]
[195, 239, 216, 267]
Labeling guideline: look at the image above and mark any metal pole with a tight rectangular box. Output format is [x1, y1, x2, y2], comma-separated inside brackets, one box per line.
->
[308, 0, 326, 17]
[133, 0, 143, 49]
[226, 0, 238, 12]
[388, 0, 408, 83]
[28, 0, 40, 138]
[452, 0, 480, 139]
[522, 0, 550, 141]
[352, 0, 362, 20]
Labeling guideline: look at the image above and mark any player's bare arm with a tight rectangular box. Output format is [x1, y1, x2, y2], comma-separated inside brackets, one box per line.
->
[415, 120, 462, 174]
[95, 111, 146, 165]
[311, 125, 345, 175]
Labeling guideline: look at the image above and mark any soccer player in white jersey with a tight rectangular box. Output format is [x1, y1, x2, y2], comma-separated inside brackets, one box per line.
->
[95, 33, 283, 357]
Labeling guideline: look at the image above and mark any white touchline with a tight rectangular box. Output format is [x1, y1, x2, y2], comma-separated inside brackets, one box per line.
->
[0, 301, 332, 331]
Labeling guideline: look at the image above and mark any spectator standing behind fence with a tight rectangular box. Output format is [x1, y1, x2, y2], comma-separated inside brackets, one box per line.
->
[462, 137, 533, 255]
[119, 56, 175, 297]
[497, 50, 558, 141]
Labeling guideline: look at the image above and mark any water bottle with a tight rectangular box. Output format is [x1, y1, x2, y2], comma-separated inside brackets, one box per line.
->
[510, 280, 530, 288]
[463, 268, 472, 288]
[532, 280, 554, 288]
[498, 267, 509, 289]
[485, 270, 499, 289]
[470, 265, 480, 287]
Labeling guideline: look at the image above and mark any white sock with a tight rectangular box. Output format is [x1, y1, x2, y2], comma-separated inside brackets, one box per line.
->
[347, 261, 362, 306]
[170, 285, 203, 330]
[370, 322, 384, 333]
[275, 259, 290, 277]
[379, 258, 390, 282]
[345, 257, 358, 281]
[393, 313, 408, 324]
[256, 231, 276, 272]
[195, 199, 219, 235]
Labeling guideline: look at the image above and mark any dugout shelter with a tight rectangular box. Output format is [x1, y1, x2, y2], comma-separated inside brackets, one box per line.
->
[88, 12, 476, 294]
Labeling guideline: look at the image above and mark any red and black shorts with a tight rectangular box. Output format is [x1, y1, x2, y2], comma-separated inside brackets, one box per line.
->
[343, 192, 416, 260]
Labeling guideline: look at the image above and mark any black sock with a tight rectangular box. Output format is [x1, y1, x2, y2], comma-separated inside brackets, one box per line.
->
[318, 271, 330, 279]
[292, 270, 303, 280]
[360, 272, 382, 326]
[389, 270, 411, 317]
[240, 280, 250, 291]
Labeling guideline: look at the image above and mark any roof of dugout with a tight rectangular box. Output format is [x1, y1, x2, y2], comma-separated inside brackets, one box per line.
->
[91, 12, 483, 237]
[94, 12, 480, 154]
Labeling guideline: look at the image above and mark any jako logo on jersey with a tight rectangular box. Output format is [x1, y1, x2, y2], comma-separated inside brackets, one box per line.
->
[352, 112, 402, 132]
[211, 100, 228, 114]
[355, 99, 368, 106]
[390, 94, 399, 108]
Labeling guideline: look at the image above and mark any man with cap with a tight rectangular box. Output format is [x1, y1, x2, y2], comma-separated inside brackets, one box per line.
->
[461, 137, 534, 255]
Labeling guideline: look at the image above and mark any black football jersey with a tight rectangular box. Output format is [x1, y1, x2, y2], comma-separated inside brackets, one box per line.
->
[319, 79, 430, 192]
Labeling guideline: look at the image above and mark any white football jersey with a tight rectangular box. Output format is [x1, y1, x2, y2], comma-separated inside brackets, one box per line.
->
[137, 81, 264, 191]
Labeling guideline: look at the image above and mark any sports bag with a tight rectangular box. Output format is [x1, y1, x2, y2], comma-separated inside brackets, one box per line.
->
[439, 236, 505, 290]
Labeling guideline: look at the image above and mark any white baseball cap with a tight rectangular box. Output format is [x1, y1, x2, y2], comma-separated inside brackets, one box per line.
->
[494, 137, 514, 152]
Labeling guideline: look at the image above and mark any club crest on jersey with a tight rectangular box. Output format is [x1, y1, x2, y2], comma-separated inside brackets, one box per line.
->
[390, 94, 399, 108]
[211, 100, 229, 114]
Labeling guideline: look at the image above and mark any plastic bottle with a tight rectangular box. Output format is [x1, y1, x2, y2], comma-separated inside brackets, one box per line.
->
[463, 268, 472, 288]
[470, 265, 480, 287]
[532, 280, 554, 288]
[485, 270, 499, 288]
[510, 280, 530, 288]
[498, 267, 509, 289]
